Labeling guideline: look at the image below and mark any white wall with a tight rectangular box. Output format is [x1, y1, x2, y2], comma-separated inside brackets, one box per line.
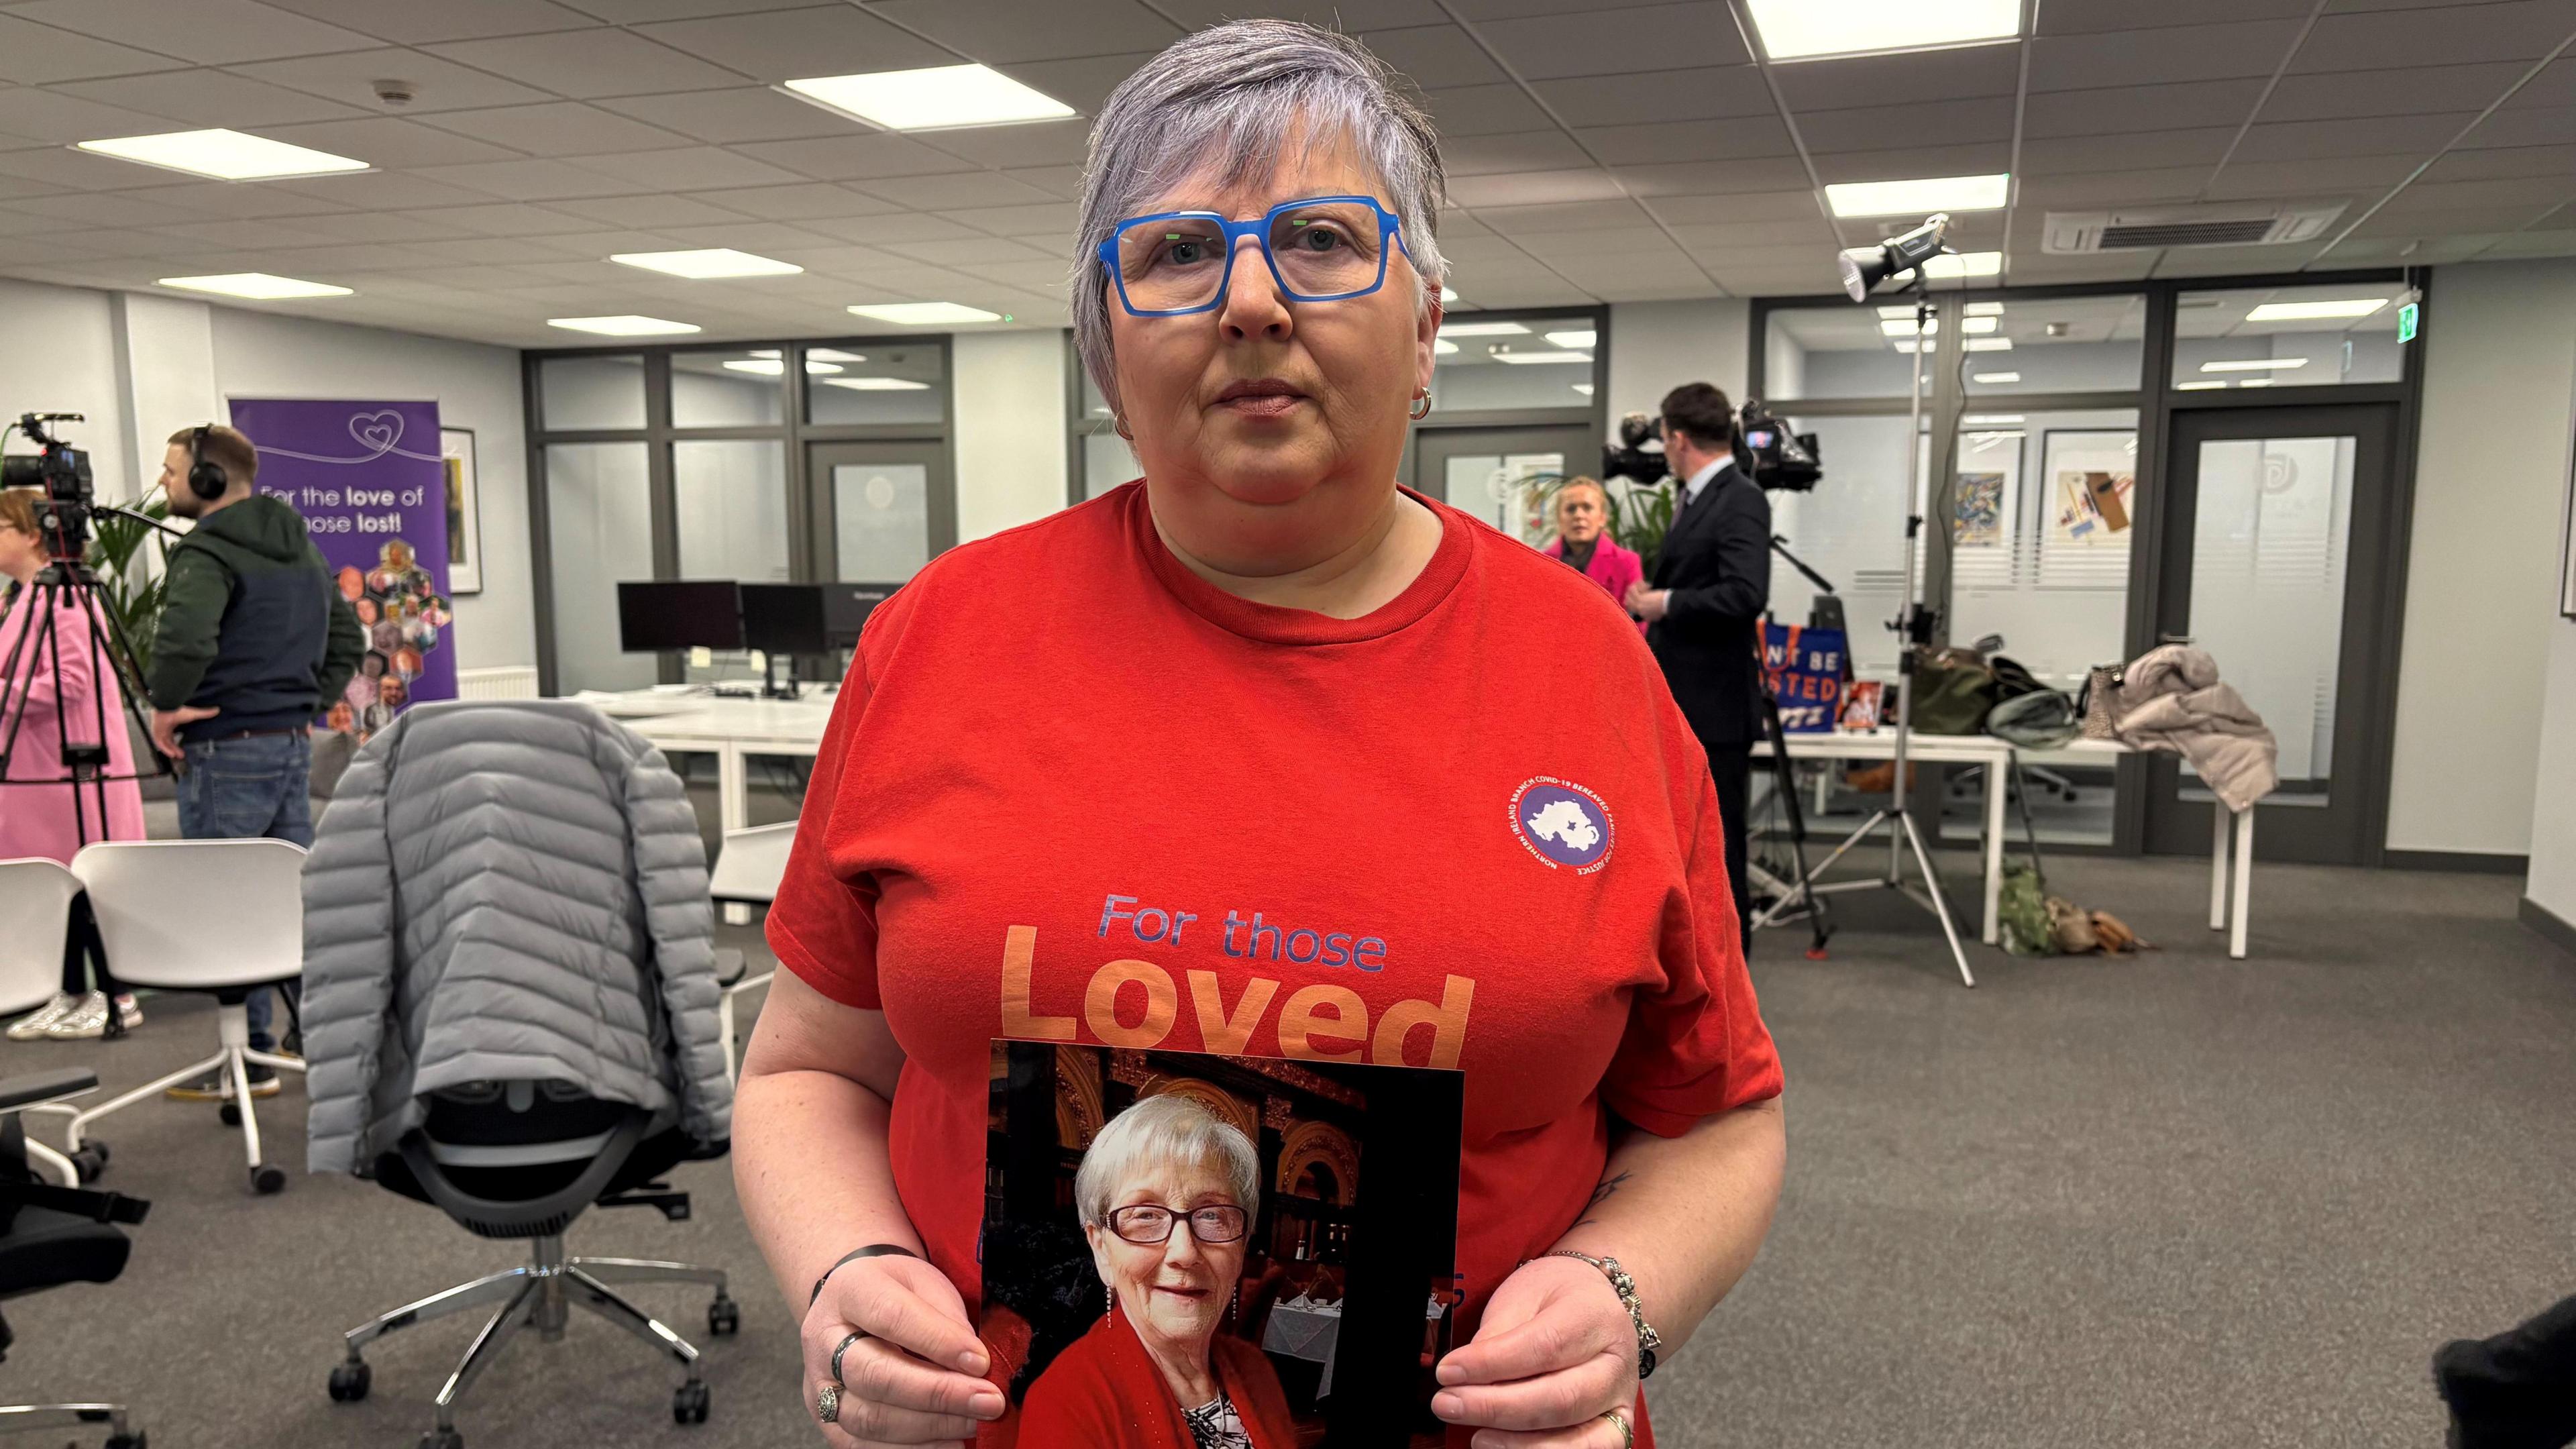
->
[952, 329, 1067, 543]
[108, 290, 212, 506]
[207, 307, 536, 674]
[0, 280, 131, 506]
[1606, 298, 1750, 435]
[2530, 613, 2576, 923]
[2385, 259, 2576, 857]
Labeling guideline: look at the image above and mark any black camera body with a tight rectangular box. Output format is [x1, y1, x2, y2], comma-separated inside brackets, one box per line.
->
[1737, 399, 1823, 492]
[3, 412, 95, 566]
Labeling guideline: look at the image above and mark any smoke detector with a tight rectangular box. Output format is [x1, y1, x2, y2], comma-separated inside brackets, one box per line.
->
[2043, 202, 2346, 254]
[372, 78, 416, 107]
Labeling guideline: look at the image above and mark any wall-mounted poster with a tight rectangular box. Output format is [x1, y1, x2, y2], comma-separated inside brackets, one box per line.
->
[1953, 471, 2005, 547]
[2039, 428, 2138, 588]
[442, 426, 482, 596]
[981, 1040, 1463, 1448]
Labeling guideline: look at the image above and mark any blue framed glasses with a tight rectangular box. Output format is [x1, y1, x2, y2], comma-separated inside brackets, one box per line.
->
[1098, 195, 1407, 317]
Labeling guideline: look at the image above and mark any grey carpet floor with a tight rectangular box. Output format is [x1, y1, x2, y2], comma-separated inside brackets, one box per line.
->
[5, 855, 2570, 1449]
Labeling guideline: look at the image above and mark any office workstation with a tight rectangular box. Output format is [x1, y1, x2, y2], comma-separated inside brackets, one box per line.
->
[3, 5, 2575, 1449]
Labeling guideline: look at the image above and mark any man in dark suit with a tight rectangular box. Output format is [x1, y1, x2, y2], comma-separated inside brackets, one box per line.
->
[1625, 382, 1771, 947]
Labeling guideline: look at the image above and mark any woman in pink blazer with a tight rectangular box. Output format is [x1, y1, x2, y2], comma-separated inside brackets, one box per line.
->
[0, 489, 145, 1040]
[1540, 477, 1647, 633]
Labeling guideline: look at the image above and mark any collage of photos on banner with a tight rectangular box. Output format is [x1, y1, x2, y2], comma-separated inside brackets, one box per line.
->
[980, 1042, 1464, 1449]
[327, 539, 451, 743]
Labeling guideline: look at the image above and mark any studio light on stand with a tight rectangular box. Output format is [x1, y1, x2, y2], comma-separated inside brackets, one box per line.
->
[1803, 214, 1978, 987]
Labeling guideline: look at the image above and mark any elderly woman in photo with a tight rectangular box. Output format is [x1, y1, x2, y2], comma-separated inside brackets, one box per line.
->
[737, 19, 1784, 1449]
[1541, 478, 1645, 632]
[1019, 1095, 1293, 1448]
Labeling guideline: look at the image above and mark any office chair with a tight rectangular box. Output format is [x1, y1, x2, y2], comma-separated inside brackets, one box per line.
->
[61, 841, 309, 1195]
[0, 860, 92, 1185]
[708, 822, 795, 1083]
[0, 1067, 149, 1449]
[327, 1082, 737, 1448]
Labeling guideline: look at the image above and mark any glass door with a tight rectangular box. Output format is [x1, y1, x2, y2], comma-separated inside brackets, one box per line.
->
[806, 439, 954, 586]
[2146, 402, 2402, 864]
[1409, 424, 1600, 547]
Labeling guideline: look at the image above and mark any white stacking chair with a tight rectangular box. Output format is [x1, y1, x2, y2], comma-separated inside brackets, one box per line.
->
[709, 822, 795, 1083]
[0, 858, 93, 1186]
[64, 839, 309, 1195]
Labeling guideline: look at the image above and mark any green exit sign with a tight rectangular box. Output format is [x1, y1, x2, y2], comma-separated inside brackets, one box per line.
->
[2397, 300, 2419, 343]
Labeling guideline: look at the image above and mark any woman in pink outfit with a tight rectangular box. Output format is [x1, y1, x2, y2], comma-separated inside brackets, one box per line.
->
[1540, 477, 1648, 634]
[0, 488, 146, 1040]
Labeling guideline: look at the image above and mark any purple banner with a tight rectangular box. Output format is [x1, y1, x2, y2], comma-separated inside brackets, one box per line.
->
[228, 398, 454, 743]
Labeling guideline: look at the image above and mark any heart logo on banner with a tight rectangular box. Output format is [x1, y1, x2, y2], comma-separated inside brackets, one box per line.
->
[348, 411, 404, 455]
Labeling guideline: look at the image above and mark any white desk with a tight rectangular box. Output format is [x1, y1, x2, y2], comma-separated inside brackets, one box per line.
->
[1753, 731, 2255, 959]
[579, 689, 834, 834]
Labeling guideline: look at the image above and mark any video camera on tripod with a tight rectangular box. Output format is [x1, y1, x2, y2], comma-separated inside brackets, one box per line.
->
[1599, 403, 1822, 493]
[3, 411, 97, 564]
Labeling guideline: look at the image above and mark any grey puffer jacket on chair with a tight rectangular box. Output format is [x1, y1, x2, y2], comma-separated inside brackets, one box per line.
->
[303, 699, 731, 1176]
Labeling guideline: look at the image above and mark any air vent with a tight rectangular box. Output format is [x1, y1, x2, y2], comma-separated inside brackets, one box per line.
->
[2043, 203, 2347, 254]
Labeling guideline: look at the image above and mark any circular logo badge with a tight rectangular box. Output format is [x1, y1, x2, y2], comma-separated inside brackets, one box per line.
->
[1509, 777, 1614, 874]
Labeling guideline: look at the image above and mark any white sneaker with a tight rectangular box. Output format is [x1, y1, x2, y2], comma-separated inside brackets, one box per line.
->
[114, 994, 143, 1032]
[41, 991, 111, 1040]
[7, 993, 78, 1041]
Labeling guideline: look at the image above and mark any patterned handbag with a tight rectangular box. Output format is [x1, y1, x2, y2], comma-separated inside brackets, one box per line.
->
[2078, 663, 2122, 739]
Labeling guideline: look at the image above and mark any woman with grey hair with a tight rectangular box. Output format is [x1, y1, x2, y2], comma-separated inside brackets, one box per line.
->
[738, 19, 1784, 1449]
[1016, 1094, 1292, 1446]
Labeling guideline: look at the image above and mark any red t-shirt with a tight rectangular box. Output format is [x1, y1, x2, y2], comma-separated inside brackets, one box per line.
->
[768, 482, 1782, 1419]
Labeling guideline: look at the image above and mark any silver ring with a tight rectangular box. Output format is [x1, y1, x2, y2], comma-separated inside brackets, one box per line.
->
[830, 1329, 867, 1386]
[1601, 1407, 1633, 1449]
[815, 1381, 841, 1425]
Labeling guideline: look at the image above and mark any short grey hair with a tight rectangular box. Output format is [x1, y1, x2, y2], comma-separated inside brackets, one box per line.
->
[1071, 19, 1449, 413]
[1075, 1093, 1262, 1228]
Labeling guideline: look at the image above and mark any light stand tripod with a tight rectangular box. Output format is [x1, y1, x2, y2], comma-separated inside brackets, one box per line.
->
[1793, 272, 1977, 987]
[1744, 535, 1842, 958]
[0, 415, 172, 857]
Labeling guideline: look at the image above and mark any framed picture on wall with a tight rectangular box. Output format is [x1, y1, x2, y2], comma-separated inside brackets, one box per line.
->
[441, 427, 482, 596]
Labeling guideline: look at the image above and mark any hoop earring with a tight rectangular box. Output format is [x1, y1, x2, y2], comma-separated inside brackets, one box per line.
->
[1408, 389, 1432, 422]
[1113, 413, 1134, 441]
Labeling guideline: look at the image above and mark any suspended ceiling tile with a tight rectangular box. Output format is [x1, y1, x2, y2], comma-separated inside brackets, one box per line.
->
[1446, 168, 1631, 207]
[254, 115, 526, 168]
[296, 208, 486, 243]
[2027, 20, 2307, 92]
[404, 202, 604, 235]
[2232, 113, 2479, 162]
[230, 48, 557, 114]
[125, 178, 358, 218]
[422, 101, 696, 156]
[2037, 0, 2316, 32]
[2200, 154, 2420, 198]
[936, 201, 1078, 237]
[1574, 116, 1796, 166]
[796, 211, 991, 245]
[2012, 166, 2214, 207]
[1532, 67, 1773, 128]
[1644, 189, 1826, 223]
[1352, 25, 1505, 91]
[0, 17, 189, 83]
[692, 182, 904, 220]
[2021, 79, 2270, 139]
[2293, 0, 2576, 72]
[1769, 46, 2020, 113]
[255, 0, 598, 44]
[10, 0, 380, 64]
[2263, 62, 2529, 121]
[2019, 127, 2237, 176]
[2512, 56, 2576, 109]
[424, 28, 747, 99]
[1421, 84, 1556, 139]
[2457, 104, 2576, 148]
[1665, 218, 1836, 248]
[409, 157, 661, 201]
[0, 144, 193, 190]
[988, 52, 1162, 116]
[1616, 158, 1813, 197]
[855, 170, 1062, 211]
[594, 87, 855, 146]
[1796, 97, 2017, 155]
[2354, 201, 2555, 235]
[1806, 143, 2010, 184]
[911, 119, 1092, 171]
[1445, 130, 1597, 176]
[869, 0, 1178, 66]
[731, 132, 982, 182]
[634, 7, 955, 83]
[2474, 227, 2576, 258]
[1474, 3, 1747, 81]
[2422, 143, 2576, 180]
[574, 146, 808, 190]
[62, 70, 370, 127]
[998, 164, 1083, 199]
[547, 191, 754, 227]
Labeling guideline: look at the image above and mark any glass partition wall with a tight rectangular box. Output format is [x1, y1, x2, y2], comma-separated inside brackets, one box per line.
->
[527, 338, 955, 696]
[1752, 266, 2422, 860]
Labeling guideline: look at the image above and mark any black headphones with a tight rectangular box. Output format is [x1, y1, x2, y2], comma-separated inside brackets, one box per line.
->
[187, 425, 229, 501]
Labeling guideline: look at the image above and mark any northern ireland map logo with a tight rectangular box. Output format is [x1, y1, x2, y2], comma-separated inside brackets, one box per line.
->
[1510, 777, 1614, 874]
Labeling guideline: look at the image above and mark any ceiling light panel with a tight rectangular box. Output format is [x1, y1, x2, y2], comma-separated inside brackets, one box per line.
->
[1746, 0, 2019, 61]
[79, 129, 368, 181]
[1972, 372, 2020, 383]
[549, 315, 702, 335]
[1546, 329, 1597, 348]
[611, 248, 803, 278]
[159, 272, 352, 299]
[1827, 173, 2009, 217]
[1438, 321, 1527, 337]
[1922, 252, 2002, 280]
[822, 377, 932, 390]
[848, 302, 1001, 325]
[722, 358, 786, 374]
[783, 65, 1074, 132]
[1434, 339, 1459, 354]
[1495, 350, 1592, 365]
[2201, 358, 2310, 372]
[2245, 299, 2385, 321]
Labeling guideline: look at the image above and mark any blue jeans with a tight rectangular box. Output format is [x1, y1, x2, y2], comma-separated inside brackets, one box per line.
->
[176, 731, 313, 1053]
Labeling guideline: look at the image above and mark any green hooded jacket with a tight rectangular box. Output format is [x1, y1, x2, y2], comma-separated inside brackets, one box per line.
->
[146, 494, 365, 743]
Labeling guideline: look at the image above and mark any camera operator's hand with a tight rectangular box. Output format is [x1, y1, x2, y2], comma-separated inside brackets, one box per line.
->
[150, 705, 219, 757]
[804, 1252, 1003, 1446]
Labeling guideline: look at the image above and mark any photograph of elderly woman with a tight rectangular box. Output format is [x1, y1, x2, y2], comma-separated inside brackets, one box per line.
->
[980, 1041, 1464, 1449]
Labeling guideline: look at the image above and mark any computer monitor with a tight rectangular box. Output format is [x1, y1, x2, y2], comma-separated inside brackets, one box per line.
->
[820, 582, 897, 646]
[617, 580, 742, 653]
[739, 582, 831, 655]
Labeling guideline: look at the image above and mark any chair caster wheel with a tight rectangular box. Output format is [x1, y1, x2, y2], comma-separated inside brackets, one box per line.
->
[70, 1144, 109, 1182]
[251, 1163, 286, 1195]
[329, 1360, 372, 1401]
[219, 1102, 242, 1127]
[706, 1296, 739, 1336]
[419, 1430, 463, 1449]
[673, 1381, 710, 1424]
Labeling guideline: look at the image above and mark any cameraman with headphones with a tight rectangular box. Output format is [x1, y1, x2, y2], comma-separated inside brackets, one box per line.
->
[1623, 383, 1771, 949]
[146, 423, 364, 1094]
